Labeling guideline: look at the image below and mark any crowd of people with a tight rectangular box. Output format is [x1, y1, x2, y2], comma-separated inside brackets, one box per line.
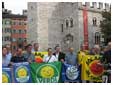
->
[2, 42, 111, 82]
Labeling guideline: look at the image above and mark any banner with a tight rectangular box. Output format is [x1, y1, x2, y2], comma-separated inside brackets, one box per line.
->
[61, 63, 81, 82]
[83, 7, 89, 50]
[2, 68, 12, 83]
[33, 52, 48, 63]
[81, 55, 104, 82]
[30, 61, 62, 83]
[13, 62, 32, 83]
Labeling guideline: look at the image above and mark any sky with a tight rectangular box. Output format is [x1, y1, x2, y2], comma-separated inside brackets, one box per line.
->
[2, 0, 111, 14]
[3, 0, 27, 14]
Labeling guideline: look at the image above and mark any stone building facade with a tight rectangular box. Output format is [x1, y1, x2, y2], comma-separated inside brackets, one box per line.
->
[27, 2, 110, 52]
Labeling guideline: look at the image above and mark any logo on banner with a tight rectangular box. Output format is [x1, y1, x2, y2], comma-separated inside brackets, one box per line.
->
[66, 66, 79, 80]
[15, 66, 29, 83]
[89, 60, 104, 76]
[36, 64, 59, 83]
[2, 72, 10, 83]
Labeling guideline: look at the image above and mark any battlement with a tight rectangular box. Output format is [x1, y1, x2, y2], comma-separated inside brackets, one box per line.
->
[78, 2, 111, 12]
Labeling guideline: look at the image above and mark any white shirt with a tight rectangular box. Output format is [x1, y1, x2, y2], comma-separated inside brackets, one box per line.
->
[43, 55, 58, 63]
[55, 53, 59, 60]
[2, 53, 12, 67]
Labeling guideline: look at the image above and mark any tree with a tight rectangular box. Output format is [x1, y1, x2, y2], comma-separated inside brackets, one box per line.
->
[100, 11, 111, 45]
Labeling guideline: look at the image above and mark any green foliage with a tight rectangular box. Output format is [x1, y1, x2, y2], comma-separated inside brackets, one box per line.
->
[100, 11, 111, 44]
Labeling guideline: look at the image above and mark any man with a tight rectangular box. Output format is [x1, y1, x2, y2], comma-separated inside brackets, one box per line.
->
[2, 46, 11, 67]
[10, 48, 27, 64]
[32, 43, 39, 53]
[6, 44, 12, 62]
[101, 42, 111, 83]
[65, 47, 78, 66]
[23, 44, 35, 63]
[53, 45, 65, 62]
[90, 44, 101, 55]
[43, 48, 57, 63]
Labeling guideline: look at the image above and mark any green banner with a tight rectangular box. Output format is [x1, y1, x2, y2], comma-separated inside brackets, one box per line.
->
[30, 61, 62, 83]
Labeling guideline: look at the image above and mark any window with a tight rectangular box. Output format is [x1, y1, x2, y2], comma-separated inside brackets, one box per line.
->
[4, 36, 10, 41]
[24, 22, 26, 25]
[61, 24, 63, 32]
[5, 20, 10, 25]
[13, 29, 16, 33]
[19, 22, 21, 25]
[5, 28, 7, 33]
[2, 37, 4, 41]
[24, 30, 26, 33]
[70, 18, 73, 27]
[66, 20, 69, 28]
[2, 29, 4, 33]
[13, 22, 16, 25]
[19, 30, 21, 34]
[31, 6, 34, 10]
[92, 17, 97, 26]
[6, 28, 11, 33]
[95, 32, 100, 44]
[13, 46, 16, 50]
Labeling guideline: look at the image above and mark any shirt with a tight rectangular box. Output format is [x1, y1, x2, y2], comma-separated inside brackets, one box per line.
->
[11, 56, 27, 63]
[65, 52, 77, 66]
[43, 55, 58, 63]
[2, 53, 12, 67]
[23, 52, 35, 62]
[55, 53, 59, 60]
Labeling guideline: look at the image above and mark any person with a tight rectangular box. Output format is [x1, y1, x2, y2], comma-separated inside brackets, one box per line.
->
[5, 44, 12, 62]
[65, 47, 78, 66]
[32, 43, 39, 53]
[10, 48, 27, 64]
[90, 44, 100, 55]
[53, 45, 65, 62]
[23, 44, 35, 63]
[2, 46, 11, 67]
[100, 42, 111, 83]
[43, 48, 57, 63]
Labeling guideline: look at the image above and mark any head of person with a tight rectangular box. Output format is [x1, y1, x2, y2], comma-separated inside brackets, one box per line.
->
[107, 42, 111, 50]
[2, 46, 7, 57]
[68, 47, 74, 53]
[16, 48, 23, 56]
[81, 44, 86, 51]
[55, 45, 61, 53]
[26, 44, 32, 53]
[34, 43, 39, 51]
[48, 48, 53, 56]
[6, 44, 11, 53]
[94, 44, 100, 54]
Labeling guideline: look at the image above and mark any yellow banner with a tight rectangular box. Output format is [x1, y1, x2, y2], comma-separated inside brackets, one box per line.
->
[78, 52, 104, 82]
[32, 52, 48, 63]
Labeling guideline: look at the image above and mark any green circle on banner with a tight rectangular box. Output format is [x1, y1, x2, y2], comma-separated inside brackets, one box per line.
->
[36, 64, 59, 83]
[15, 66, 29, 83]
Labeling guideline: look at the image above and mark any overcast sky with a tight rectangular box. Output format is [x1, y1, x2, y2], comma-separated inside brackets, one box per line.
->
[3, 0, 27, 14]
[2, 0, 111, 14]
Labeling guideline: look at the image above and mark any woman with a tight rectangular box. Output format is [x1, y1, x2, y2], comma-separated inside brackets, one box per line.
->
[43, 48, 57, 63]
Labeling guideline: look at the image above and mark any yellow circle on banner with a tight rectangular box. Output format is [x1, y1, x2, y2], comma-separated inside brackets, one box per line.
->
[40, 66, 54, 78]
[17, 68, 27, 78]
[2, 74, 8, 83]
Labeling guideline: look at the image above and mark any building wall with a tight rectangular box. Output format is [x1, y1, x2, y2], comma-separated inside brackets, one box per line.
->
[27, 2, 38, 44]
[2, 19, 11, 45]
[27, 2, 110, 52]
[11, 18, 27, 50]
[78, 2, 106, 49]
